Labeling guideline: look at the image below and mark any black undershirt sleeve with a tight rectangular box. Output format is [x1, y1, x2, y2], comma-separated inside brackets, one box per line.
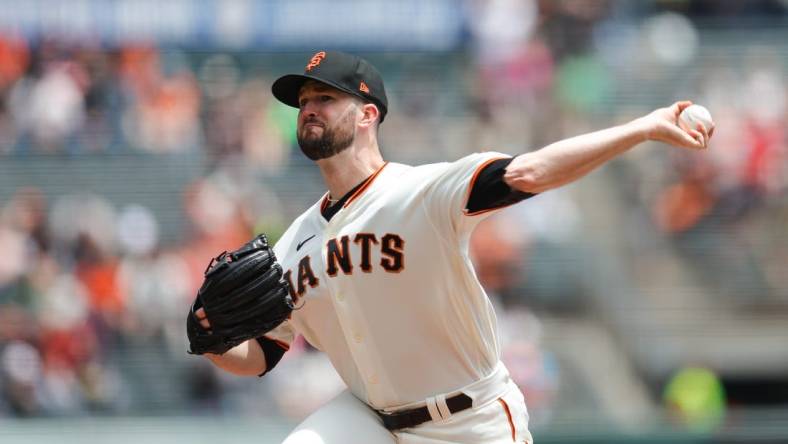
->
[255, 336, 288, 377]
[465, 157, 535, 214]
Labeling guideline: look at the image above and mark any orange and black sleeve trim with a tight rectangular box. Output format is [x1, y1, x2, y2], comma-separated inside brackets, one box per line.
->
[255, 336, 289, 377]
[466, 157, 534, 215]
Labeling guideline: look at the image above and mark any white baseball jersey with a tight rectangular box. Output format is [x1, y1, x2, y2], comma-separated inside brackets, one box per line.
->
[267, 151, 513, 410]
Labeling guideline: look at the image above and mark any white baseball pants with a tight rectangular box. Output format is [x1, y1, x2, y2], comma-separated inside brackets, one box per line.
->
[281, 363, 533, 444]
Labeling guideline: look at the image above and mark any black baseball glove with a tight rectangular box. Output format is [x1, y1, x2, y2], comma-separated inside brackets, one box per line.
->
[186, 234, 294, 355]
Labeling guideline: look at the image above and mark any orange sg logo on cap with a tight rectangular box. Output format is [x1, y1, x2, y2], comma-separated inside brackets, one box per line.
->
[305, 51, 326, 71]
[359, 81, 370, 93]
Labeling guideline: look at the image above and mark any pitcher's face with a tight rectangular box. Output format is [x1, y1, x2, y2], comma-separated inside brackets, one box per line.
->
[296, 81, 360, 161]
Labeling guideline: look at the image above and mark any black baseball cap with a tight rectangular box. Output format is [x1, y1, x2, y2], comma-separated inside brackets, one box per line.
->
[271, 51, 389, 123]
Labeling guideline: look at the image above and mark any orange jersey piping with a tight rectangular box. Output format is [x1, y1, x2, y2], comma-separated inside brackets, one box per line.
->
[320, 193, 331, 212]
[344, 162, 389, 208]
[498, 397, 516, 442]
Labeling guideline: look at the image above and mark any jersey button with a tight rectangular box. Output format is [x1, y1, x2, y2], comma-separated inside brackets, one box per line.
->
[367, 374, 379, 384]
[336, 293, 344, 301]
[353, 333, 363, 343]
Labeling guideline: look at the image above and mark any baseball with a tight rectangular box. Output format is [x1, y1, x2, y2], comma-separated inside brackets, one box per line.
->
[679, 104, 714, 133]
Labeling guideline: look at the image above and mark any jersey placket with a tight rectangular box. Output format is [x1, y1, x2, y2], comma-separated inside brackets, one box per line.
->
[321, 202, 389, 406]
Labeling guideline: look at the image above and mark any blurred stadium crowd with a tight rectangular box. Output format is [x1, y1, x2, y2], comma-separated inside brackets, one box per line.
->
[0, 0, 786, 437]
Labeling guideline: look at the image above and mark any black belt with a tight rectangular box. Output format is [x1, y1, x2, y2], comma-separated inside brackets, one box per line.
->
[376, 393, 473, 431]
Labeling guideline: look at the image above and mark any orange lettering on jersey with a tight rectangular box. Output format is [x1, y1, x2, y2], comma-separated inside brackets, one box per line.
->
[326, 235, 353, 276]
[305, 51, 326, 72]
[296, 255, 319, 295]
[353, 233, 378, 273]
[359, 81, 370, 93]
[380, 233, 404, 273]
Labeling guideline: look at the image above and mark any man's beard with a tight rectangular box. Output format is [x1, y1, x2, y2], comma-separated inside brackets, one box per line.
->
[297, 114, 355, 161]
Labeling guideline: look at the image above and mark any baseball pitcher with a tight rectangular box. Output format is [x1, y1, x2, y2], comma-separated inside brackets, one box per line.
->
[186, 51, 713, 443]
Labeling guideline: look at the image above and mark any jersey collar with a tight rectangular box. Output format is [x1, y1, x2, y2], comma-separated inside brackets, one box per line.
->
[319, 161, 389, 212]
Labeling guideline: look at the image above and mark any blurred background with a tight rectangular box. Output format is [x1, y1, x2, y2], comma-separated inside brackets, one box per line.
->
[0, 0, 786, 443]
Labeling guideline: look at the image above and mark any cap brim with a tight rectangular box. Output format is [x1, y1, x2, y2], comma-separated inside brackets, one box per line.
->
[272, 74, 362, 109]
[271, 74, 309, 108]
